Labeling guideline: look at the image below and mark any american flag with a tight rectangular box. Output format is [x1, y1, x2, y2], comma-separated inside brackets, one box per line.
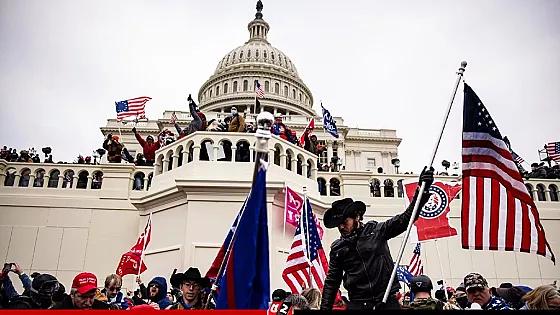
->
[546, 141, 560, 163]
[511, 150, 525, 165]
[255, 81, 265, 99]
[408, 243, 423, 276]
[282, 198, 329, 293]
[169, 112, 178, 124]
[115, 96, 151, 121]
[461, 83, 554, 262]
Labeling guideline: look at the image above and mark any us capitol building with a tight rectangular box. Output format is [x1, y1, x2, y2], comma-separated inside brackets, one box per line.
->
[0, 2, 558, 294]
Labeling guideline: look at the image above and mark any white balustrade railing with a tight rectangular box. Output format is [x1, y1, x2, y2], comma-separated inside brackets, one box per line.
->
[153, 131, 319, 180]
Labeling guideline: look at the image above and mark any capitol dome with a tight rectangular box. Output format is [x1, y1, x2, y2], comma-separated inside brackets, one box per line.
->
[198, 1, 315, 117]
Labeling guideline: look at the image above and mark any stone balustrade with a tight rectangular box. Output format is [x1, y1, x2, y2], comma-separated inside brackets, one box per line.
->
[316, 171, 560, 203]
[153, 131, 319, 180]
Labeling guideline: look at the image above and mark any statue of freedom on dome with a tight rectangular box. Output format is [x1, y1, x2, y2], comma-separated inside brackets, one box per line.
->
[256, 0, 263, 13]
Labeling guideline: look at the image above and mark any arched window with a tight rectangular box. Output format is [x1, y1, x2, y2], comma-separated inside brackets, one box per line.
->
[33, 169, 45, 187]
[133, 172, 145, 191]
[275, 83, 280, 94]
[232, 52, 236, 61]
[224, 83, 228, 94]
[525, 184, 534, 199]
[384, 179, 395, 197]
[76, 171, 89, 189]
[330, 178, 341, 196]
[19, 169, 31, 187]
[256, 49, 259, 58]
[263, 50, 267, 59]
[63, 170, 75, 188]
[536, 184, 546, 201]
[243, 80, 248, 91]
[279, 54, 283, 65]
[233, 81, 238, 92]
[216, 86, 220, 96]
[370, 179, 381, 197]
[147, 173, 153, 190]
[4, 169, 15, 186]
[209, 89, 213, 97]
[239, 51, 244, 59]
[247, 50, 251, 58]
[284, 86, 288, 97]
[48, 170, 60, 188]
[299, 93, 302, 102]
[91, 171, 103, 189]
[235, 140, 250, 162]
[292, 89, 296, 99]
[265, 81, 270, 92]
[271, 51, 275, 60]
[226, 54, 230, 63]
[317, 178, 327, 196]
[397, 179, 404, 198]
[549, 185, 559, 202]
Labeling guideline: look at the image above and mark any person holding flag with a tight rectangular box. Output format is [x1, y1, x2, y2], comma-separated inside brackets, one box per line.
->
[320, 167, 434, 310]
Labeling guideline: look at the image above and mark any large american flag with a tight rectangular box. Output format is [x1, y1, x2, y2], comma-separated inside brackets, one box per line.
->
[408, 243, 423, 276]
[116, 96, 151, 121]
[282, 199, 329, 293]
[546, 141, 560, 163]
[255, 81, 265, 99]
[461, 83, 555, 262]
[169, 112, 178, 124]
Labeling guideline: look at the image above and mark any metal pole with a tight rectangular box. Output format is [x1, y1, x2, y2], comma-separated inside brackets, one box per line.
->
[135, 212, 151, 293]
[303, 186, 311, 287]
[434, 239, 448, 301]
[381, 61, 467, 304]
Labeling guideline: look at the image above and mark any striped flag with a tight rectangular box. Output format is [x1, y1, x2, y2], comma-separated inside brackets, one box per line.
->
[546, 141, 560, 163]
[282, 198, 328, 293]
[169, 112, 178, 124]
[255, 81, 265, 99]
[511, 150, 525, 165]
[461, 83, 554, 262]
[408, 243, 423, 276]
[115, 96, 151, 121]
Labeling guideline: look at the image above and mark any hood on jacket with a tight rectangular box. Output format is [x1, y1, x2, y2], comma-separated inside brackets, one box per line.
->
[147, 277, 168, 303]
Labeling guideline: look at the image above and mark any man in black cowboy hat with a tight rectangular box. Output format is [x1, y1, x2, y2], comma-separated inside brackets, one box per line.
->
[320, 167, 434, 310]
[169, 267, 211, 310]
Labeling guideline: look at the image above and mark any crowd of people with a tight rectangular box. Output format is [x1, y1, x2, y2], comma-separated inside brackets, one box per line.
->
[523, 162, 560, 179]
[1, 261, 558, 311]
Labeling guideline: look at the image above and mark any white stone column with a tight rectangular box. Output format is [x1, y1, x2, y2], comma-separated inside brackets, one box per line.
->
[29, 174, 35, 187]
[193, 145, 201, 162]
[144, 177, 149, 191]
[162, 159, 169, 173]
[13, 174, 21, 187]
[172, 154, 179, 169]
[269, 148, 275, 165]
[250, 147, 255, 162]
[87, 176, 93, 190]
[0, 173, 5, 187]
[311, 163, 317, 180]
[231, 147, 237, 162]
[326, 182, 331, 196]
[291, 158, 297, 173]
[182, 150, 189, 164]
[154, 162, 162, 176]
[302, 162, 308, 178]
[57, 176, 63, 188]
[326, 141, 333, 166]
[380, 184, 385, 197]
[43, 175, 49, 189]
[73, 175, 79, 189]
[213, 145, 219, 161]
[286, 110, 290, 116]
[280, 153, 287, 168]
[273, 107, 278, 114]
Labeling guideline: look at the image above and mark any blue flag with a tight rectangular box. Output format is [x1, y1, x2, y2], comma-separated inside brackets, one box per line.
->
[215, 164, 270, 310]
[321, 104, 339, 138]
[396, 264, 413, 285]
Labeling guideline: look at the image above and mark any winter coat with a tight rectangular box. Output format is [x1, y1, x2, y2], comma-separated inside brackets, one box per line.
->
[135, 133, 160, 162]
[228, 114, 245, 132]
[100, 289, 129, 310]
[51, 294, 110, 310]
[304, 132, 319, 156]
[186, 101, 205, 135]
[320, 190, 430, 310]
[102, 139, 123, 163]
[1, 273, 32, 299]
[147, 277, 173, 310]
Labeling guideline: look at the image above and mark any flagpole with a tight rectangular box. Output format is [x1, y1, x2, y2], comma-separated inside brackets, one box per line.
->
[434, 239, 448, 301]
[283, 188, 287, 241]
[303, 186, 312, 287]
[204, 112, 273, 309]
[135, 212, 151, 293]
[381, 61, 467, 305]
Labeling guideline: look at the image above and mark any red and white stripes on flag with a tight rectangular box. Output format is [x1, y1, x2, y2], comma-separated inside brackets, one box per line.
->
[255, 81, 265, 99]
[282, 199, 329, 293]
[408, 243, 423, 276]
[169, 112, 178, 124]
[116, 96, 151, 121]
[461, 84, 555, 262]
[546, 141, 560, 163]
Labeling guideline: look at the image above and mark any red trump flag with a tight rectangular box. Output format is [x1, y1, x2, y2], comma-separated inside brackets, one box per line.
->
[116, 214, 152, 277]
[404, 180, 462, 243]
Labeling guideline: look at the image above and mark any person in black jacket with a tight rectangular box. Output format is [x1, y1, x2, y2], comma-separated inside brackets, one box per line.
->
[320, 167, 434, 310]
[51, 272, 109, 310]
[8, 274, 59, 309]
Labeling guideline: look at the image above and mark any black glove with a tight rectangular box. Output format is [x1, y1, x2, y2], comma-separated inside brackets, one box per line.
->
[187, 94, 193, 102]
[418, 166, 435, 189]
[107, 134, 113, 140]
[132, 127, 136, 134]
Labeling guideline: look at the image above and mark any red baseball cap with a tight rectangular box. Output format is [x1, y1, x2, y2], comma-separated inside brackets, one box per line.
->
[72, 272, 98, 294]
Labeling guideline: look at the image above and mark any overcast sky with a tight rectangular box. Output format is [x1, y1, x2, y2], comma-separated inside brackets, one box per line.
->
[1, 0, 558, 173]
